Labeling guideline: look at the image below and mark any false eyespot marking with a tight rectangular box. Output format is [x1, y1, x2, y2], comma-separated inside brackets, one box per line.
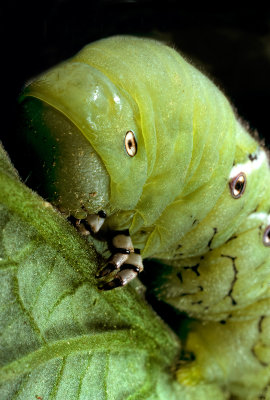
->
[124, 130, 137, 157]
[248, 212, 270, 247]
[229, 172, 246, 199]
[229, 149, 267, 199]
[263, 226, 270, 247]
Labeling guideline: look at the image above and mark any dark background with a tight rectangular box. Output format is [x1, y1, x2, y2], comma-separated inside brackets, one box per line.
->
[1, 2, 270, 159]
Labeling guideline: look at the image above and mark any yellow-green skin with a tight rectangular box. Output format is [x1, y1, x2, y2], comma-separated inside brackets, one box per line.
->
[19, 36, 270, 399]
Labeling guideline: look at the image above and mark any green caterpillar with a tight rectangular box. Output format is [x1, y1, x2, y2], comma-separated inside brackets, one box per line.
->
[18, 36, 270, 399]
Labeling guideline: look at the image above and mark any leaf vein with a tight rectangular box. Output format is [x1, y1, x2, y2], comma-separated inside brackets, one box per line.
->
[12, 274, 46, 345]
[104, 353, 109, 400]
[0, 330, 147, 384]
[29, 253, 58, 312]
[11, 371, 30, 400]
[48, 357, 66, 400]
[44, 281, 87, 322]
[76, 354, 93, 400]
[0, 241, 38, 271]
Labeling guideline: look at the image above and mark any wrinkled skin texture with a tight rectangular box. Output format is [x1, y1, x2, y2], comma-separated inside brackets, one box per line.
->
[19, 36, 270, 399]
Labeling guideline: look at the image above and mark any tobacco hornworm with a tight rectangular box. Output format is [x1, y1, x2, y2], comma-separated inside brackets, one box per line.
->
[17, 36, 270, 399]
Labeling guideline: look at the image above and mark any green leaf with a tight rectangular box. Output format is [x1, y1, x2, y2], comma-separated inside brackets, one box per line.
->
[0, 143, 226, 399]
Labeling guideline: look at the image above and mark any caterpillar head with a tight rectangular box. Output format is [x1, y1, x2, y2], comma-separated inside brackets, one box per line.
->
[18, 48, 147, 219]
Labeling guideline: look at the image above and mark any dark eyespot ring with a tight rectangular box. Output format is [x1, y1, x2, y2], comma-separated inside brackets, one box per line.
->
[125, 131, 137, 157]
[229, 172, 247, 199]
[263, 225, 270, 247]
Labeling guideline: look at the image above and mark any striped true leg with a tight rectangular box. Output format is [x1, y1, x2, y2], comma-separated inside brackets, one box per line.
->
[69, 212, 143, 290]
